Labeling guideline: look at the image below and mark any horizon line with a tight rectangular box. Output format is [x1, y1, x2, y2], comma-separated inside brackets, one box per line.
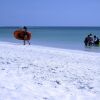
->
[0, 25, 100, 27]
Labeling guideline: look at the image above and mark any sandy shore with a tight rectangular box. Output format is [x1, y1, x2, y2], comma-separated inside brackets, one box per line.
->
[0, 42, 100, 100]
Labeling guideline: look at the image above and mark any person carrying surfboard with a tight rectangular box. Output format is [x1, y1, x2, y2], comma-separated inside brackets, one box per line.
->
[23, 26, 30, 45]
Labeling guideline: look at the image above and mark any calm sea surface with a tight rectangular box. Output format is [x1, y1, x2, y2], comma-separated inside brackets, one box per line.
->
[0, 26, 100, 52]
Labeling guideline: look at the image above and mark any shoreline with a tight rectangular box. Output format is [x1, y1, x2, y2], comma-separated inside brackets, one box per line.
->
[0, 41, 100, 53]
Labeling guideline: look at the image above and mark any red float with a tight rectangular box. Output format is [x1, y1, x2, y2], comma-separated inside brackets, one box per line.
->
[14, 29, 31, 40]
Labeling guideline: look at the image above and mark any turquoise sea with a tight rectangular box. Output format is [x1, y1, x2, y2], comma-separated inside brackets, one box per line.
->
[0, 26, 100, 52]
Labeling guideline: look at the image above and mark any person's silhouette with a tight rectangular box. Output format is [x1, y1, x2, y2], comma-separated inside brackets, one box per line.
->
[23, 26, 30, 45]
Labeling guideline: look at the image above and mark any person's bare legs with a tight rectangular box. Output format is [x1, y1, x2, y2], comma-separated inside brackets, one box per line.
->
[24, 40, 26, 45]
[27, 40, 30, 45]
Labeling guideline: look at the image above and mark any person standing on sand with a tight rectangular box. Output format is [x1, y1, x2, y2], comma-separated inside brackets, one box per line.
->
[23, 26, 30, 45]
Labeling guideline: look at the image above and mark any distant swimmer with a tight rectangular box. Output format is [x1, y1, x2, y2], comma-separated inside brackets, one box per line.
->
[84, 34, 93, 46]
[84, 35, 89, 46]
[93, 35, 99, 46]
[88, 34, 93, 46]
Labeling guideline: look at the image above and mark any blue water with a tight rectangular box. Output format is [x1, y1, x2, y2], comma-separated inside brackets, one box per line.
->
[0, 26, 100, 52]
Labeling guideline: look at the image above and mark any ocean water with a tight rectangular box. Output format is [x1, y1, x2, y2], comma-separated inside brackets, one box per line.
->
[0, 26, 100, 52]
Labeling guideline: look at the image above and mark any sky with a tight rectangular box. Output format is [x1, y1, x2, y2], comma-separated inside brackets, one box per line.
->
[0, 0, 100, 26]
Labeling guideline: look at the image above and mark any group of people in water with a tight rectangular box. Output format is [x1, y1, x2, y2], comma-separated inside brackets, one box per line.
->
[84, 34, 100, 46]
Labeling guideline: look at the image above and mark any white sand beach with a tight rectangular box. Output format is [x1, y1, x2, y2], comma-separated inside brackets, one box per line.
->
[0, 42, 100, 100]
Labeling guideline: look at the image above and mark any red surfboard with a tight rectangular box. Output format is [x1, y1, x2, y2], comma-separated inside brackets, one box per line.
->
[14, 29, 31, 40]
